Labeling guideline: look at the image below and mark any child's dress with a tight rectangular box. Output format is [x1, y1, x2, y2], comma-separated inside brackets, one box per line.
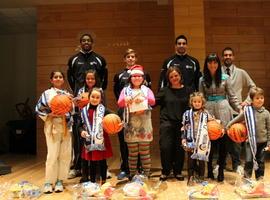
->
[35, 87, 72, 184]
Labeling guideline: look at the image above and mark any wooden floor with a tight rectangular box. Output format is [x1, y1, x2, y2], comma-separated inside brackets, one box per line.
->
[1, 153, 270, 200]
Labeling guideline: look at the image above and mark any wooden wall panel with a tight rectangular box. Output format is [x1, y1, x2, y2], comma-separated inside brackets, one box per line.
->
[37, 2, 174, 156]
[204, 0, 270, 108]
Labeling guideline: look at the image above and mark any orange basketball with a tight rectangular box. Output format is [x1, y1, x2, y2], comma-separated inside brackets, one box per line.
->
[227, 123, 247, 143]
[207, 120, 223, 140]
[50, 94, 72, 115]
[102, 114, 122, 135]
[77, 92, 89, 109]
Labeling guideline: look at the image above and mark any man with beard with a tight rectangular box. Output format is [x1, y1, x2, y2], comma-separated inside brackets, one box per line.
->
[158, 35, 201, 92]
[221, 47, 256, 172]
[67, 33, 108, 179]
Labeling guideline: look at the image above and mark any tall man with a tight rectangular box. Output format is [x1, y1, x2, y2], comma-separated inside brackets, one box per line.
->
[158, 35, 201, 92]
[222, 47, 256, 171]
[67, 33, 108, 178]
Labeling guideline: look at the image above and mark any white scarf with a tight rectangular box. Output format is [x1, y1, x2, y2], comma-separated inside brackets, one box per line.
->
[81, 104, 105, 151]
[244, 105, 258, 170]
[123, 85, 149, 125]
[183, 109, 211, 161]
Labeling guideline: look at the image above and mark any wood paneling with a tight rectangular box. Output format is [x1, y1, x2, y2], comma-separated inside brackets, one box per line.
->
[37, 1, 174, 156]
[204, 0, 270, 109]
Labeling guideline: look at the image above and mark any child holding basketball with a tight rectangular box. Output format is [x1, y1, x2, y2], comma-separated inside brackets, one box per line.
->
[79, 87, 115, 184]
[182, 92, 214, 186]
[35, 70, 73, 194]
[117, 65, 155, 179]
[226, 87, 270, 180]
[68, 69, 101, 180]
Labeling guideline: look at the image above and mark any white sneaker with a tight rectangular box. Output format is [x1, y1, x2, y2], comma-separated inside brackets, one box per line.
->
[107, 169, 112, 179]
[43, 183, 53, 194]
[68, 169, 77, 179]
[54, 180, 64, 193]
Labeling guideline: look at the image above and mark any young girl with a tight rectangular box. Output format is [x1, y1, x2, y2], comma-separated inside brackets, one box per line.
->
[69, 69, 100, 181]
[226, 87, 270, 180]
[118, 65, 155, 179]
[182, 92, 213, 186]
[79, 87, 113, 184]
[35, 70, 72, 194]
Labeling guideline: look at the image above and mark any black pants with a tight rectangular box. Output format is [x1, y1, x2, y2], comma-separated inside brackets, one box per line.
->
[159, 122, 185, 176]
[244, 142, 266, 179]
[81, 159, 107, 182]
[187, 152, 205, 178]
[208, 135, 227, 176]
[70, 114, 82, 171]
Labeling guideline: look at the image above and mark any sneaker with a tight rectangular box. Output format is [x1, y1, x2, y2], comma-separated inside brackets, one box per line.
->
[175, 174, 184, 181]
[43, 183, 53, 194]
[68, 169, 81, 179]
[107, 169, 112, 179]
[54, 180, 64, 193]
[159, 174, 168, 181]
[117, 171, 128, 180]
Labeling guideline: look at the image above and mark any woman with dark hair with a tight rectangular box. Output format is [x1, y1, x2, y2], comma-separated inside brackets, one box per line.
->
[155, 66, 191, 181]
[199, 53, 241, 182]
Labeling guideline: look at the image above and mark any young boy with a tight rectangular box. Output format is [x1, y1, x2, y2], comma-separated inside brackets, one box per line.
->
[226, 87, 270, 180]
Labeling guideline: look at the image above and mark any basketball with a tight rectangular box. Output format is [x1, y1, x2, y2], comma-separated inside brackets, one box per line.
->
[50, 94, 72, 115]
[77, 92, 89, 109]
[207, 120, 223, 140]
[227, 123, 247, 143]
[102, 114, 122, 135]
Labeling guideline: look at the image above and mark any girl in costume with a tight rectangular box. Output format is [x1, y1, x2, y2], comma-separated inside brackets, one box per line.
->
[35, 70, 73, 193]
[118, 65, 155, 179]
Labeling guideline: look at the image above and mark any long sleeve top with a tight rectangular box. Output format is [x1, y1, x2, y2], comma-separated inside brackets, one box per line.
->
[227, 106, 270, 145]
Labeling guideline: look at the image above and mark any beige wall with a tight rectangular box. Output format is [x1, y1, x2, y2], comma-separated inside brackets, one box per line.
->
[37, 1, 175, 156]
[204, 0, 270, 108]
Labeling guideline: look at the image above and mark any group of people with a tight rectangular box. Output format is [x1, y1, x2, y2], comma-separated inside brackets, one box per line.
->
[35, 33, 270, 194]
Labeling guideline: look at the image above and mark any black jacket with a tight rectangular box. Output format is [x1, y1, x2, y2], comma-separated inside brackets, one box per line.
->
[67, 50, 107, 95]
[158, 54, 201, 92]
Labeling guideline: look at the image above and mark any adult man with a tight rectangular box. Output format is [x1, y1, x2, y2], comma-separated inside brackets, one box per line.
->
[158, 35, 201, 92]
[222, 47, 256, 172]
[67, 33, 108, 178]
[113, 48, 151, 180]
[67, 33, 108, 96]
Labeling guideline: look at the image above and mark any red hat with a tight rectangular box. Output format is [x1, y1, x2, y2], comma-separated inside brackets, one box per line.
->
[130, 65, 144, 76]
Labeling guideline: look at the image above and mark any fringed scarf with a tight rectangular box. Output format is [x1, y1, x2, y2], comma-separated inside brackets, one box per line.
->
[123, 85, 149, 125]
[244, 105, 258, 170]
[81, 104, 105, 151]
[183, 109, 211, 161]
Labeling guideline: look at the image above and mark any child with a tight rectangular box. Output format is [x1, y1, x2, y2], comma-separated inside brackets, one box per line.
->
[79, 87, 114, 184]
[35, 70, 72, 194]
[117, 65, 155, 179]
[182, 92, 213, 186]
[69, 69, 101, 180]
[226, 87, 270, 180]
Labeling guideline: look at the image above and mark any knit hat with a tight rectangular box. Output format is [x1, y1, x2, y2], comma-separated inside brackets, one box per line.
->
[129, 65, 144, 76]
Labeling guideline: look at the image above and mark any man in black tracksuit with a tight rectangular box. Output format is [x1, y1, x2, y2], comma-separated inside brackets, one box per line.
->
[113, 49, 151, 180]
[158, 35, 201, 92]
[67, 33, 108, 178]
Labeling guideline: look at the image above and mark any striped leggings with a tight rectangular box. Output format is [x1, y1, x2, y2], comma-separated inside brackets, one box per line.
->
[127, 142, 151, 176]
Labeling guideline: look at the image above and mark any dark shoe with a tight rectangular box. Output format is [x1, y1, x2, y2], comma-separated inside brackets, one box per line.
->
[207, 172, 215, 180]
[160, 174, 168, 181]
[217, 170, 224, 182]
[175, 174, 184, 181]
[79, 177, 89, 183]
[117, 171, 128, 180]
